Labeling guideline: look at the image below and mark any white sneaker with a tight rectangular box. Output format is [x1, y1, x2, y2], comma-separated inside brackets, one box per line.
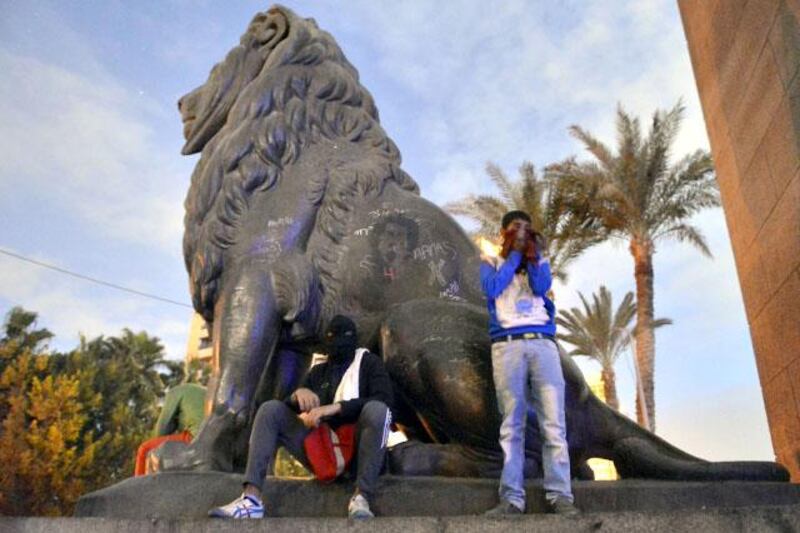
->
[348, 493, 374, 519]
[209, 493, 265, 519]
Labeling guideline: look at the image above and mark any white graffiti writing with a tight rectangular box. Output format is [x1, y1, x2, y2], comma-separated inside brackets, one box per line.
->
[428, 259, 447, 286]
[249, 236, 283, 257]
[440, 280, 465, 302]
[368, 208, 407, 218]
[267, 216, 293, 228]
[413, 241, 457, 261]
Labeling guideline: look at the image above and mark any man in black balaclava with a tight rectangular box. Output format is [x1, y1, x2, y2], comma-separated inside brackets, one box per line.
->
[320, 315, 359, 395]
[210, 315, 394, 520]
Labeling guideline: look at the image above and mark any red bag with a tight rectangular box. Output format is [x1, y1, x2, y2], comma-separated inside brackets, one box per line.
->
[303, 423, 356, 482]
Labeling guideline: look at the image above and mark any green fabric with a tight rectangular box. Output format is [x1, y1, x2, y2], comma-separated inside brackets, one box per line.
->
[154, 383, 207, 437]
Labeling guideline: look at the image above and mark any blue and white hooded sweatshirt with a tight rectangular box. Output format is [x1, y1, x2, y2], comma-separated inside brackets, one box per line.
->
[480, 250, 556, 340]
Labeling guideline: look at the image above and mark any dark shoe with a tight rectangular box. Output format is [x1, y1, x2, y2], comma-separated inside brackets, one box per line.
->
[547, 496, 579, 516]
[484, 500, 524, 516]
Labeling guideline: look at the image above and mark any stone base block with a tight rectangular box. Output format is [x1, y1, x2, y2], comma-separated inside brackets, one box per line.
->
[5, 506, 800, 533]
[74, 473, 800, 519]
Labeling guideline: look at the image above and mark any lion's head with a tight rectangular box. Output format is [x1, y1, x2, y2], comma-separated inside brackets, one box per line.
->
[178, 8, 288, 156]
[181, 5, 418, 321]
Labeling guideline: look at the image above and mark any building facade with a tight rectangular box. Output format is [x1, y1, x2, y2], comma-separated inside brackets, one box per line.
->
[185, 312, 213, 367]
[679, 0, 800, 480]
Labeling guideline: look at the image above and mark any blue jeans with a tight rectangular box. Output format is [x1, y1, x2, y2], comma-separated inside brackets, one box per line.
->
[244, 400, 391, 502]
[491, 338, 572, 509]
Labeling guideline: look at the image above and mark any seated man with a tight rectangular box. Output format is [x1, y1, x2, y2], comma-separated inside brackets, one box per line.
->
[135, 380, 207, 476]
[210, 315, 394, 519]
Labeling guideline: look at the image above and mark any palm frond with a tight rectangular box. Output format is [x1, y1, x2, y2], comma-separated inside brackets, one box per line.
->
[616, 105, 642, 188]
[569, 125, 616, 172]
[557, 286, 638, 368]
[557, 101, 719, 263]
[652, 318, 673, 328]
[444, 194, 508, 227]
[448, 155, 612, 282]
[646, 148, 717, 232]
[485, 162, 517, 206]
[655, 223, 713, 257]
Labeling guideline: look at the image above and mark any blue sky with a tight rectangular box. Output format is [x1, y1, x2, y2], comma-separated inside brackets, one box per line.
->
[0, 1, 774, 461]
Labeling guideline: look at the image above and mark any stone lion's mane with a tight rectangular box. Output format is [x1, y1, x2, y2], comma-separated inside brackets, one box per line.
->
[183, 13, 418, 321]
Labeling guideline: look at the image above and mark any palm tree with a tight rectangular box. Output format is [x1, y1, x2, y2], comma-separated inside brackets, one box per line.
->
[444, 161, 607, 283]
[547, 101, 719, 429]
[1, 307, 53, 353]
[107, 329, 184, 398]
[75, 329, 181, 481]
[557, 286, 671, 412]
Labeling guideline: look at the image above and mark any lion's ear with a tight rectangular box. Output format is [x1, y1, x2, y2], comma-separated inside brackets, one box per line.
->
[248, 8, 289, 51]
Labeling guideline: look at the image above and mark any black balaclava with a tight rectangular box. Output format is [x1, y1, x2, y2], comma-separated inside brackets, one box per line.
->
[323, 315, 358, 365]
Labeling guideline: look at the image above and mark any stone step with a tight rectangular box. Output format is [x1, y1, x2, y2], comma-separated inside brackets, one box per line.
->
[6, 505, 800, 533]
[74, 473, 800, 519]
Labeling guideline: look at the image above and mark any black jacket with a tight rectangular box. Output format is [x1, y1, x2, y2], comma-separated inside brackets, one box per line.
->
[289, 350, 394, 425]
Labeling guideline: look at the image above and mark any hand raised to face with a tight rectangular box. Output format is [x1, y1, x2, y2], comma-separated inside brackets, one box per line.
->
[525, 233, 538, 263]
[501, 218, 532, 257]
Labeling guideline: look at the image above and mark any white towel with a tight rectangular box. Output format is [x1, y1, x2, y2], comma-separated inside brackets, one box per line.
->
[333, 348, 367, 403]
[331, 348, 392, 449]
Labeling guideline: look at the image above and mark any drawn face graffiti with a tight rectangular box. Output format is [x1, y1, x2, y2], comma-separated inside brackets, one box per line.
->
[379, 222, 409, 266]
[371, 215, 419, 282]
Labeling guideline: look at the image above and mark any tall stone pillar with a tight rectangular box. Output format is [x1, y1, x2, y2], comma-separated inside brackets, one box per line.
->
[678, 0, 800, 480]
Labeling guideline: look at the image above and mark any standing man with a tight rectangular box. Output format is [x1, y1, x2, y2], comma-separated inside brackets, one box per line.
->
[209, 315, 393, 519]
[481, 210, 578, 516]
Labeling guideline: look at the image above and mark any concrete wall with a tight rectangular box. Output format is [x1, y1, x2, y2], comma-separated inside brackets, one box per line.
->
[678, 0, 800, 480]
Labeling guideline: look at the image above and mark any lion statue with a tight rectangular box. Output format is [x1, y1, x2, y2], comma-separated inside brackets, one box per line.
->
[168, 4, 787, 482]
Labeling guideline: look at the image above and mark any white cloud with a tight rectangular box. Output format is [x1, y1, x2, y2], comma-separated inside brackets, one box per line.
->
[0, 251, 190, 361]
[0, 50, 188, 254]
[336, 0, 711, 210]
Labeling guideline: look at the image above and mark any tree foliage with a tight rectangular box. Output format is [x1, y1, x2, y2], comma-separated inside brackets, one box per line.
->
[0, 308, 101, 515]
[548, 101, 719, 429]
[557, 286, 671, 411]
[185, 357, 212, 387]
[0, 307, 181, 515]
[444, 161, 608, 282]
[548, 102, 719, 253]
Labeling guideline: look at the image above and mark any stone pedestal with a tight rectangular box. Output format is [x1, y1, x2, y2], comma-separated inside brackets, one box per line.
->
[74, 473, 800, 519]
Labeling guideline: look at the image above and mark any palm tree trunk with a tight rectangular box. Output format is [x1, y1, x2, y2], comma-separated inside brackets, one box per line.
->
[631, 238, 656, 431]
[601, 364, 620, 411]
